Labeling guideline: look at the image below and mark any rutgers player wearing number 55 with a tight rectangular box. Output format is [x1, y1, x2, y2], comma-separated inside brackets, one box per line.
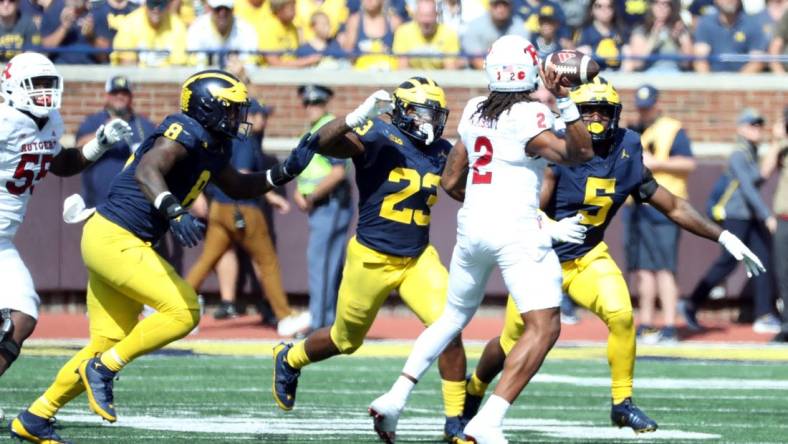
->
[0, 52, 129, 385]
[272, 77, 471, 443]
[370, 35, 594, 444]
[11, 69, 315, 444]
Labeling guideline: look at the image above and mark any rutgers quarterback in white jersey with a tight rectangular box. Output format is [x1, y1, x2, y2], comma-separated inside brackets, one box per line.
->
[0, 52, 132, 381]
[368, 35, 593, 444]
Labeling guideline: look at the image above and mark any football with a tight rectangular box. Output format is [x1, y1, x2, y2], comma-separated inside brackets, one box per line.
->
[543, 50, 600, 87]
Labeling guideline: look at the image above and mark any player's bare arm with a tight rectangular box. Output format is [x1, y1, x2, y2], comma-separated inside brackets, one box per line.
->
[312, 118, 365, 158]
[213, 164, 275, 199]
[539, 166, 557, 209]
[440, 140, 468, 202]
[647, 184, 722, 241]
[526, 67, 593, 165]
[49, 147, 92, 176]
[135, 136, 189, 202]
[51, 118, 133, 176]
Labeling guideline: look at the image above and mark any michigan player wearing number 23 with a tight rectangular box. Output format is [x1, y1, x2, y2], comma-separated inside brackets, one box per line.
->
[10, 70, 316, 444]
[461, 78, 767, 436]
[273, 77, 471, 443]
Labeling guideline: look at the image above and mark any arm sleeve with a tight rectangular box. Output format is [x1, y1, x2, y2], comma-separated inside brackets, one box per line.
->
[669, 128, 693, 157]
[633, 166, 659, 203]
[729, 150, 772, 220]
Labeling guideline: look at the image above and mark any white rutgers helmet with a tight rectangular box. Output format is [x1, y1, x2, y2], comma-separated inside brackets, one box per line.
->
[1, 52, 63, 118]
[484, 35, 540, 93]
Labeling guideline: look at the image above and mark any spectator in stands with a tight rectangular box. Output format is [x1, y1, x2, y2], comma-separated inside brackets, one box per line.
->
[392, 0, 460, 69]
[559, 0, 588, 29]
[693, 0, 768, 72]
[76, 75, 155, 207]
[752, 0, 785, 42]
[111, 0, 188, 66]
[41, 0, 98, 64]
[185, 99, 311, 337]
[516, 0, 573, 48]
[258, 0, 305, 66]
[688, 0, 715, 29]
[533, 5, 565, 55]
[615, 0, 648, 29]
[295, 10, 349, 67]
[171, 0, 197, 25]
[436, 0, 485, 36]
[234, 0, 273, 30]
[294, 0, 347, 43]
[769, 7, 788, 73]
[340, 0, 401, 70]
[764, 107, 788, 342]
[625, 85, 696, 344]
[623, 0, 693, 72]
[18, 0, 43, 26]
[91, 0, 138, 62]
[574, 0, 626, 69]
[0, 0, 40, 61]
[681, 108, 779, 334]
[462, 0, 530, 69]
[294, 85, 352, 333]
[186, 0, 258, 69]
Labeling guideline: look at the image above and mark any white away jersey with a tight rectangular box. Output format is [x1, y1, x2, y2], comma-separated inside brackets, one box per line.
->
[0, 103, 63, 238]
[457, 96, 555, 225]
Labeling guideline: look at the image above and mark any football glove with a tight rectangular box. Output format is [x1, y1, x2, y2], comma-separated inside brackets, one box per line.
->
[266, 133, 317, 187]
[83, 118, 134, 161]
[718, 230, 765, 277]
[345, 90, 394, 128]
[543, 213, 587, 245]
[169, 213, 206, 248]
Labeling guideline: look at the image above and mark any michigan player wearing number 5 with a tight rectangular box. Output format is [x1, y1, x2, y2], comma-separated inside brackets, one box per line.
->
[272, 77, 471, 443]
[0, 53, 130, 386]
[460, 78, 767, 438]
[10, 70, 316, 444]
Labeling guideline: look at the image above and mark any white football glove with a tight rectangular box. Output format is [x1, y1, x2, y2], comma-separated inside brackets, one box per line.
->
[544, 213, 587, 245]
[83, 118, 133, 161]
[718, 230, 766, 277]
[62, 193, 96, 224]
[345, 89, 394, 128]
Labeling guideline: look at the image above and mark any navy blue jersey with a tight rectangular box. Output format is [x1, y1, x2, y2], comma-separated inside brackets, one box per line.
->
[546, 128, 657, 261]
[98, 113, 232, 242]
[352, 118, 450, 257]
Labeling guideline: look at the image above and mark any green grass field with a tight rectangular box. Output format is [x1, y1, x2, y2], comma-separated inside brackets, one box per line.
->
[2, 341, 787, 443]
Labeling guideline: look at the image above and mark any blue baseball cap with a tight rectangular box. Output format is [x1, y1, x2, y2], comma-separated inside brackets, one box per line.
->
[635, 85, 659, 109]
[737, 108, 764, 126]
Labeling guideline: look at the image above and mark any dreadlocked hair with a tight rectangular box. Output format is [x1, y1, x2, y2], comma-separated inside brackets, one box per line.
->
[473, 91, 534, 126]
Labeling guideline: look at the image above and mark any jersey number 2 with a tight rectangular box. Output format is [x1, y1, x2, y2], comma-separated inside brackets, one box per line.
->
[380, 168, 439, 226]
[472, 136, 493, 184]
[5, 153, 54, 196]
[579, 177, 616, 226]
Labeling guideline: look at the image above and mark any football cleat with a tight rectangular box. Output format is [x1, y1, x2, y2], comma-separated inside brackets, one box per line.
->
[77, 357, 117, 423]
[444, 416, 467, 443]
[611, 398, 658, 433]
[678, 300, 703, 332]
[463, 417, 508, 444]
[9, 410, 72, 444]
[272, 342, 300, 411]
[368, 393, 403, 444]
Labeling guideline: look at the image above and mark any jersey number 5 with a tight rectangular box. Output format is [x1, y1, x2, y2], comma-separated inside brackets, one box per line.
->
[5, 153, 54, 196]
[472, 136, 493, 184]
[380, 168, 439, 226]
[579, 177, 616, 226]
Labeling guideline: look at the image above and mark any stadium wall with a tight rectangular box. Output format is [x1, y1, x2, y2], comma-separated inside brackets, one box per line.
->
[18, 68, 785, 303]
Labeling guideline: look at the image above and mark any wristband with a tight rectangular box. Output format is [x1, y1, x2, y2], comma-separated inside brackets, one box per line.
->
[556, 97, 581, 123]
[82, 138, 105, 161]
[266, 164, 292, 187]
[154, 192, 185, 219]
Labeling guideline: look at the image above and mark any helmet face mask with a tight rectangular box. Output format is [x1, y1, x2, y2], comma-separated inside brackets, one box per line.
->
[391, 77, 449, 146]
[569, 77, 621, 141]
[1, 52, 63, 118]
[181, 70, 250, 139]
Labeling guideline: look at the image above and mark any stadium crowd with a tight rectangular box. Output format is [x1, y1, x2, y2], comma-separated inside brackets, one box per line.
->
[0, 0, 785, 71]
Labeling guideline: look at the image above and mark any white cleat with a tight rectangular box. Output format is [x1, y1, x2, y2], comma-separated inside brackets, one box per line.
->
[277, 311, 312, 337]
[368, 393, 403, 444]
[463, 417, 508, 444]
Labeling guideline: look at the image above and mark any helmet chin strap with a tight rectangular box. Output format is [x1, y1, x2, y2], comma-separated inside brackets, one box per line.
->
[419, 122, 435, 146]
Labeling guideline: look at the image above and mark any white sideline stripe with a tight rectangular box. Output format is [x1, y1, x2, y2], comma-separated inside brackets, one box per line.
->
[52, 414, 720, 440]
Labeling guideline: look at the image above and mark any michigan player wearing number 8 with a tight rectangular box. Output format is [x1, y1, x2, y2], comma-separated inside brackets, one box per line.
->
[10, 70, 316, 444]
[272, 77, 471, 443]
[460, 77, 767, 439]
